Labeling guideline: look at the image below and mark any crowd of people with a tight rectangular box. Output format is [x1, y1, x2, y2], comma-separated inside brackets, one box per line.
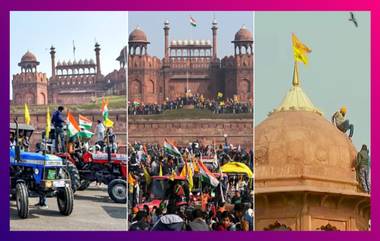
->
[128, 94, 253, 116]
[128, 140, 254, 231]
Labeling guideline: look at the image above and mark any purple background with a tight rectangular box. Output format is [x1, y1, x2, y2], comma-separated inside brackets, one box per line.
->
[1, 0, 378, 240]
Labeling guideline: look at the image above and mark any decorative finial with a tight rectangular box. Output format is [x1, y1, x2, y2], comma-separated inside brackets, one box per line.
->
[292, 61, 300, 86]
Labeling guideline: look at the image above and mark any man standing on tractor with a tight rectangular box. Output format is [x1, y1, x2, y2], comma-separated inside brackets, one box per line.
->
[52, 106, 66, 153]
[95, 120, 105, 150]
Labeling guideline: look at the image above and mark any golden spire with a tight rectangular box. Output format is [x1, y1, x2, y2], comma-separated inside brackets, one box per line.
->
[271, 61, 322, 115]
[292, 61, 300, 86]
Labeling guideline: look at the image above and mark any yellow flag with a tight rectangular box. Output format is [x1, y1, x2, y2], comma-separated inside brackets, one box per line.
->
[143, 166, 152, 185]
[128, 173, 136, 185]
[45, 106, 51, 139]
[292, 33, 311, 65]
[104, 118, 114, 128]
[24, 104, 31, 125]
[180, 163, 194, 191]
[159, 164, 163, 176]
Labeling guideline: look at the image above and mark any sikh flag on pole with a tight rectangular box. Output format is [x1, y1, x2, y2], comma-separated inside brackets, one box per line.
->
[292, 33, 311, 65]
[45, 106, 51, 139]
[24, 104, 31, 125]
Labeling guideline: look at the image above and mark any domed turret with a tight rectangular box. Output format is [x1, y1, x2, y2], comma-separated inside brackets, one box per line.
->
[18, 51, 40, 72]
[232, 26, 253, 55]
[129, 27, 148, 43]
[129, 27, 150, 56]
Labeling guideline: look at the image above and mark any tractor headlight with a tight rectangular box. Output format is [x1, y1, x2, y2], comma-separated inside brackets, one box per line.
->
[45, 181, 52, 188]
[34, 168, 39, 175]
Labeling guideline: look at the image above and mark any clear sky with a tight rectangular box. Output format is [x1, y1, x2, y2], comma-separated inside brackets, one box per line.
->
[255, 12, 370, 150]
[10, 11, 128, 95]
[128, 11, 254, 59]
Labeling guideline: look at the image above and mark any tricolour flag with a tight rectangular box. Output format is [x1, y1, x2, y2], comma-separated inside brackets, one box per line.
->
[79, 114, 92, 130]
[292, 33, 312, 65]
[66, 112, 80, 137]
[190, 16, 197, 27]
[24, 104, 31, 125]
[78, 129, 94, 139]
[101, 97, 114, 128]
[196, 159, 219, 187]
[164, 139, 182, 158]
[45, 106, 51, 139]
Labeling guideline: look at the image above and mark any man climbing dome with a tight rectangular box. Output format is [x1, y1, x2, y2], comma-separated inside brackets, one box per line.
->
[331, 106, 354, 140]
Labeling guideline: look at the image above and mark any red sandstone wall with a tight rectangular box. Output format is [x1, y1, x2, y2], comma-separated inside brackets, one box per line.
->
[128, 119, 253, 149]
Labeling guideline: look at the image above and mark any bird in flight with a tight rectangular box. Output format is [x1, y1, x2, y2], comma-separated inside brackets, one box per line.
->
[349, 12, 358, 28]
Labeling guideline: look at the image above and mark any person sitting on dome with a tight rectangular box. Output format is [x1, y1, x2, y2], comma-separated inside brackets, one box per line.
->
[355, 144, 370, 193]
[331, 106, 354, 140]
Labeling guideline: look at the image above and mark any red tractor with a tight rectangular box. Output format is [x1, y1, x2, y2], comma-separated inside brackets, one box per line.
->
[57, 149, 127, 203]
[41, 127, 127, 203]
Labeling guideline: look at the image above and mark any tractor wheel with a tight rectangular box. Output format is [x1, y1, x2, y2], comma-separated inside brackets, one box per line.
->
[66, 162, 80, 193]
[107, 179, 127, 203]
[77, 180, 91, 191]
[57, 186, 74, 216]
[15, 182, 29, 219]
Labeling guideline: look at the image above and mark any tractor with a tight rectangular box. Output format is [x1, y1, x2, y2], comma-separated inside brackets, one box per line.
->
[41, 126, 127, 203]
[10, 121, 74, 219]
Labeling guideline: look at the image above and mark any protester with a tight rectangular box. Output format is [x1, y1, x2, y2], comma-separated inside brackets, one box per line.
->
[355, 144, 370, 193]
[128, 139, 253, 231]
[128, 94, 253, 116]
[51, 106, 66, 152]
[332, 106, 354, 140]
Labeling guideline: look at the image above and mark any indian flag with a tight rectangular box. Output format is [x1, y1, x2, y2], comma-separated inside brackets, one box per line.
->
[196, 159, 219, 187]
[190, 16, 197, 27]
[101, 97, 114, 128]
[101, 97, 109, 120]
[164, 139, 182, 158]
[78, 129, 94, 139]
[66, 112, 80, 137]
[79, 114, 92, 130]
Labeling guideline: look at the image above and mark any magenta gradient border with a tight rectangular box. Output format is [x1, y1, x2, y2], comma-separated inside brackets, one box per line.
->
[0, 0, 378, 240]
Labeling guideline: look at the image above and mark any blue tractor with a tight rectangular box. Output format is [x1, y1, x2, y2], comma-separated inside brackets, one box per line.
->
[10, 121, 74, 219]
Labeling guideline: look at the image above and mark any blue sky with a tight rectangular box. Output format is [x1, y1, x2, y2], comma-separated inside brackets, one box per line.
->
[255, 12, 370, 150]
[10, 11, 128, 95]
[128, 11, 254, 59]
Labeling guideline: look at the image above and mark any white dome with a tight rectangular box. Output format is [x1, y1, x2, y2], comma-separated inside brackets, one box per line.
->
[177, 40, 183, 45]
[195, 40, 200, 45]
[200, 40, 206, 45]
[189, 40, 194, 45]
[206, 40, 211, 45]
[171, 40, 177, 45]
[183, 40, 189, 45]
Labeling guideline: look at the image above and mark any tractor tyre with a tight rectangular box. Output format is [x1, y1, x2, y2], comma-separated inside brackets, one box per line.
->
[77, 180, 91, 191]
[57, 186, 74, 216]
[16, 182, 29, 219]
[108, 179, 127, 204]
[66, 161, 80, 193]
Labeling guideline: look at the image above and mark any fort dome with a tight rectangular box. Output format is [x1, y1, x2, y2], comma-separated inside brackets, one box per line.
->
[234, 26, 253, 42]
[129, 27, 148, 42]
[20, 51, 38, 63]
